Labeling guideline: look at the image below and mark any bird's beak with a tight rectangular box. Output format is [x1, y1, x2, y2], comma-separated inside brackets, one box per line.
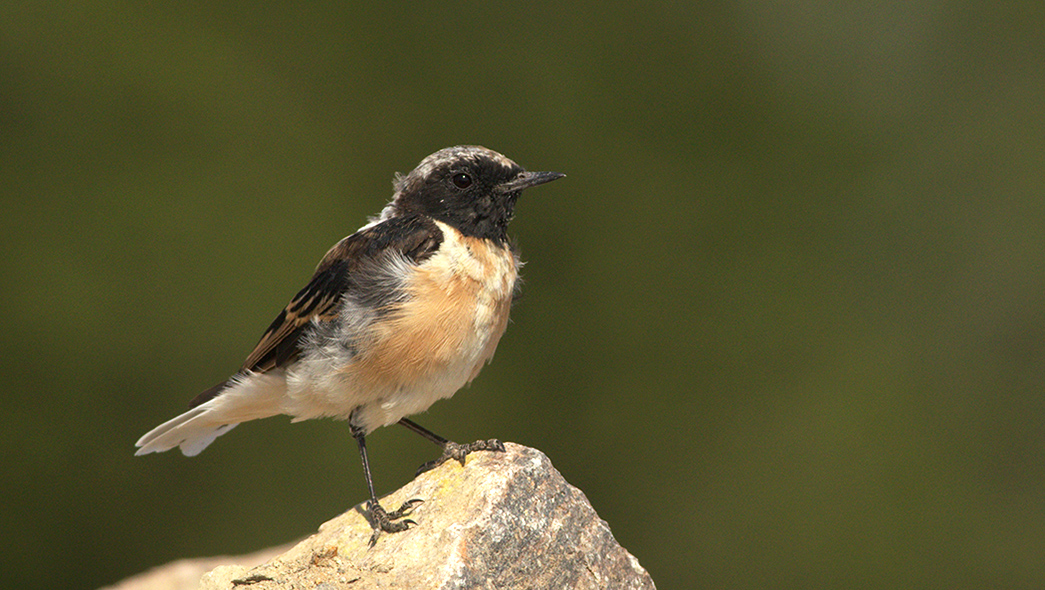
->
[496, 171, 566, 194]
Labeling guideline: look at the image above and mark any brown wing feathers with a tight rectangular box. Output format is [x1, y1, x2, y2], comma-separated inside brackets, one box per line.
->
[188, 215, 443, 409]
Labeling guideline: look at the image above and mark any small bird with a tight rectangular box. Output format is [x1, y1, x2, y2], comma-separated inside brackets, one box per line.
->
[136, 146, 564, 543]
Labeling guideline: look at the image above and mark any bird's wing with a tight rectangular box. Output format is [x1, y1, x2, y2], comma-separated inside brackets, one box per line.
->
[187, 214, 443, 408]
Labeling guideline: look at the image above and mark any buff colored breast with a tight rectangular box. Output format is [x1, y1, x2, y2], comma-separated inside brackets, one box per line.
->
[336, 221, 518, 431]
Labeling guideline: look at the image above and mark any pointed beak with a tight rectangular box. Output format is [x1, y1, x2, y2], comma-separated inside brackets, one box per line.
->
[496, 170, 566, 194]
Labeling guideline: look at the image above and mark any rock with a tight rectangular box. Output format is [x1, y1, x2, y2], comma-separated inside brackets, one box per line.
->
[113, 443, 655, 590]
[100, 545, 291, 590]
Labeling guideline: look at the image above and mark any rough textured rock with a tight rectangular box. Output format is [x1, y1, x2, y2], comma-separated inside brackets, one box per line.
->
[100, 545, 291, 590]
[113, 443, 655, 590]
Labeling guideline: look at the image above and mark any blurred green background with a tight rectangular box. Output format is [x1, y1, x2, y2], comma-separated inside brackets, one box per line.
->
[2, 2, 1044, 589]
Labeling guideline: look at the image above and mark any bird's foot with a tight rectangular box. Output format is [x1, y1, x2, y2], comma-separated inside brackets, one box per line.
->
[366, 498, 422, 546]
[415, 439, 506, 476]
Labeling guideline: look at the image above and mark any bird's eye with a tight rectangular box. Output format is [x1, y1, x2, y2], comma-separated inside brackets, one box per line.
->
[451, 173, 473, 189]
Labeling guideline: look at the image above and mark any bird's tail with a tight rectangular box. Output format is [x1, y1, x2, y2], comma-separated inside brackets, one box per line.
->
[135, 372, 286, 457]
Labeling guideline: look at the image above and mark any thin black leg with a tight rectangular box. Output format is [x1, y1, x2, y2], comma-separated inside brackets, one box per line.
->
[396, 418, 506, 475]
[354, 429, 380, 505]
[398, 417, 449, 446]
[352, 426, 421, 546]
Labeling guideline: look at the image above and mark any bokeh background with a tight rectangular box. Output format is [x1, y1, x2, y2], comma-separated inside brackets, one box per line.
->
[3, 2, 1044, 589]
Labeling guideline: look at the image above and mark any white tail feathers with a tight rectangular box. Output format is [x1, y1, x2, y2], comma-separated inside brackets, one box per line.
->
[134, 406, 239, 456]
[135, 372, 287, 457]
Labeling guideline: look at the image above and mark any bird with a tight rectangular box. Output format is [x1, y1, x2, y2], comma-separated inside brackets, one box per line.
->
[135, 145, 564, 543]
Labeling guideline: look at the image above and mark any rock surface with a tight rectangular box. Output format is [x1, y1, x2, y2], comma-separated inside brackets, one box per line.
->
[112, 443, 655, 590]
[100, 545, 291, 590]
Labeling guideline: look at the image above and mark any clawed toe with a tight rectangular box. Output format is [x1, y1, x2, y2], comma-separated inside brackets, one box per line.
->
[387, 498, 423, 519]
[415, 456, 443, 476]
[366, 499, 421, 546]
[415, 439, 507, 476]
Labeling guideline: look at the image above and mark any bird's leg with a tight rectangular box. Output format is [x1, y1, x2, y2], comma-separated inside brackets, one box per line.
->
[352, 425, 421, 546]
[397, 418, 506, 476]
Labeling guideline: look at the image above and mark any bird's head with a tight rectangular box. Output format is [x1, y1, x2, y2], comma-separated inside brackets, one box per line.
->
[389, 146, 564, 242]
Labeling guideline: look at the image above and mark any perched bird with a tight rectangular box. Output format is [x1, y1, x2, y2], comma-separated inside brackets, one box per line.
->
[135, 146, 564, 543]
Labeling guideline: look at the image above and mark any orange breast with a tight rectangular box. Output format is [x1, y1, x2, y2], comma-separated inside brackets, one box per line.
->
[342, 222, 518, 390]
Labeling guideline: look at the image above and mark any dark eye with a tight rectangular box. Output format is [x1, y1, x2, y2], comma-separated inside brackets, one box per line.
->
[452, 172, 473, 189]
